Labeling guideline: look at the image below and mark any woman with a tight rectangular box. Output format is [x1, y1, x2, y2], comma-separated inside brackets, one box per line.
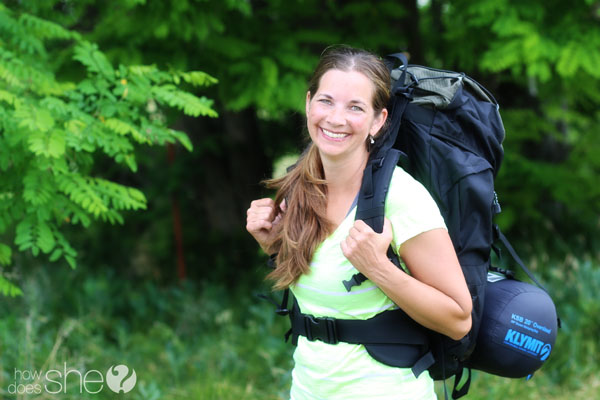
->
[246, 46, 472, 400]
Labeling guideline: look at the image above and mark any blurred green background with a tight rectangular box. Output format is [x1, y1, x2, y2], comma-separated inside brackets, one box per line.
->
[1, 0, 599, 399]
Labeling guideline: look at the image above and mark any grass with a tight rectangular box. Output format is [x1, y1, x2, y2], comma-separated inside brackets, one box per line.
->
[0, 264, 293, 400]
[0, 257, 598, 399]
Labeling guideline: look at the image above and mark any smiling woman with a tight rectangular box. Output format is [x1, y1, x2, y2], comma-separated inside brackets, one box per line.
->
[305, 69, 387, 166]
[246, 45, 471, 400]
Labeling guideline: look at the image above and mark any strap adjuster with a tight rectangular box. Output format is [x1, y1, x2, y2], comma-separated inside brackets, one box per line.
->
[304, 315, 339, 344]
[369, 157, 385, 169]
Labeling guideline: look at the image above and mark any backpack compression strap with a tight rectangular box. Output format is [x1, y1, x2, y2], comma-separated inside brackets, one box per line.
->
[494, 225, 562, 329]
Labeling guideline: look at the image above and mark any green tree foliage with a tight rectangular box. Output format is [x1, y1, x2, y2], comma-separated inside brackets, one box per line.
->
[438, 0, 600, 254]
[0, 4, 217, 295]
[28, 0, 427, 284]
[63, 0, 599, 256]
[4, 0, 599, 285]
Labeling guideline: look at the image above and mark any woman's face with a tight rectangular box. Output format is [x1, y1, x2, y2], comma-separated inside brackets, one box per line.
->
[306, 69, 387, 163]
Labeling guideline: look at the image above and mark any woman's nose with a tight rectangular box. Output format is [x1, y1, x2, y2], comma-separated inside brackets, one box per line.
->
[326, 105, 346, 126]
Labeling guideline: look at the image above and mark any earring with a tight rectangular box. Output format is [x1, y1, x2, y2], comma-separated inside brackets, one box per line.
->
[367, 135, 375, 152]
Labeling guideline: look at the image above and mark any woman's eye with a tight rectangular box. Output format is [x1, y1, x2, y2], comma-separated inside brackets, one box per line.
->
[319, 99, 332, 105]
[351, 105, 364, 112]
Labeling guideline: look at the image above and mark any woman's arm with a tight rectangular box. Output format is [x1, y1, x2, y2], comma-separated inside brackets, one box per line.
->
[341, 218, 472, 340]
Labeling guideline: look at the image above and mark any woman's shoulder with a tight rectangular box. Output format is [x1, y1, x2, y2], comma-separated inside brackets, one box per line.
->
[386, 165, 443, 217]
[388, 166, 430, 197]
[386, 168, 446, 249]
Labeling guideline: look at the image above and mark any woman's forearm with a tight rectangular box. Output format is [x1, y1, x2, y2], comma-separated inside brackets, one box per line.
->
[369, 258, 472, 340]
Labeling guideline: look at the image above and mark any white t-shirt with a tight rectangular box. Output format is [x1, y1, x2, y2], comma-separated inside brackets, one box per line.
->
[289, 166, 446, 400]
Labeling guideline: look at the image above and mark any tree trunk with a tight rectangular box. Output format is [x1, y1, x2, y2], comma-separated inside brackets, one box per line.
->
[404, 0, 424, 64]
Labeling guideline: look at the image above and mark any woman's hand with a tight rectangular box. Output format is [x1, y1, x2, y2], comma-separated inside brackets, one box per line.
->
[246, 198, 285, 253]
[343, 220, 472, 339]
[340, 218, 393, 281]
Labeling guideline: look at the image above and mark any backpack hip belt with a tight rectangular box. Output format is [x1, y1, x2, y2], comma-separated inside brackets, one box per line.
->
[289, 299, 435, 378]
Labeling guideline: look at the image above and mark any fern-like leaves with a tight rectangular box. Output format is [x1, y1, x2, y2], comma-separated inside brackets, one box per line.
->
[0, 6, 218, 295]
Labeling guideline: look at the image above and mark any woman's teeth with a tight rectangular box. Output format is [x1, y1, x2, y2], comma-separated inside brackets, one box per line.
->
[322, 128, 348, 139]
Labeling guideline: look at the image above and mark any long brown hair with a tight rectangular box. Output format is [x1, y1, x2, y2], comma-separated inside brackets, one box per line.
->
[264, 45, 391, 290]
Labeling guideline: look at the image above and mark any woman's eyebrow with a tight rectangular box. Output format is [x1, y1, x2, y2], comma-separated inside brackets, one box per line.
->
[349, 99, 368, 106]
[317, 93, 368, 106]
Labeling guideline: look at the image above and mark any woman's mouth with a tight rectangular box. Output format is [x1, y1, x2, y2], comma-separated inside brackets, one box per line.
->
[321, 128, 349, 140]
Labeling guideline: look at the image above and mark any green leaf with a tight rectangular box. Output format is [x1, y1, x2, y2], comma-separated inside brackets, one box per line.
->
[0, 63, 22, 88]
[73, 41, 115, 80]
[27, 130, 66, 158]
[56, 173, 109, 217]
[23, 169, 55, 205]
[65, 255, 77, 269]
[0, 243, 11, 265]
[0, 275, 22, 297]
[170, 129, 193, 152]
[152, 85, 218, 117]
[114, 153, 138, 172]
[178, 71, 218, 87]
[0, 89, 16, 105]
[557, 41, 581, 77]
[19, 13, 79, 41]
[15, 219, 34, 251]
[105, 118, 150, 144]
[17, 106, 55, 133]
[15, 217, 55, 255]
[36, 221, 56, 254]
[49, 248, 63, 262]
[91, 177, 147, 211]
[41, 97, 70, 116]
[78, 79, 99, 95]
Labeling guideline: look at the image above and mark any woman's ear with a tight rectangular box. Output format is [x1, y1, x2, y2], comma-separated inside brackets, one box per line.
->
[305, 91, 312, 116]
[371, 108, 389, 137]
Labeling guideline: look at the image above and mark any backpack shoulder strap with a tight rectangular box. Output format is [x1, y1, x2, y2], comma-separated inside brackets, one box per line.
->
[356, 148, 402, 233]
[343, 148, 404, 292]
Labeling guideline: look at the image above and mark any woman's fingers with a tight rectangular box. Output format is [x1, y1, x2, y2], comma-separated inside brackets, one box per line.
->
[246, 217, 272, 232]
[342, 218, 394, 273]
[247, 199, 276, 223]
[246, 198, 286, 252]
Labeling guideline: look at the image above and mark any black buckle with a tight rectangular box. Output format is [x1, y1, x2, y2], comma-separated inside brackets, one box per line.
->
[304, 315, 338, 344]
[343, 272, 368, 292]
[342, 276, 360, 292]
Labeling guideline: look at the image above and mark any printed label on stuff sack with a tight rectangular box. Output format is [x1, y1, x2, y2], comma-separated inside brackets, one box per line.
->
[503, 329, 552, 361]
[503, 313, 552, 361]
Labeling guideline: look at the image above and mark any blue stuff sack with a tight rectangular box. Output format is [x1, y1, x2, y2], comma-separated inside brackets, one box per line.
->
[468, 274, 558, 378]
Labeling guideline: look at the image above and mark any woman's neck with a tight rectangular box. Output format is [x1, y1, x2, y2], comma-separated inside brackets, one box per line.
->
[321, 151, 369, 197]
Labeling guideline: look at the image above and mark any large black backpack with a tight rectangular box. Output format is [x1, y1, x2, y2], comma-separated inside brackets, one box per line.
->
[337, 53, 504, 395]
[277, 53, 558, 399]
